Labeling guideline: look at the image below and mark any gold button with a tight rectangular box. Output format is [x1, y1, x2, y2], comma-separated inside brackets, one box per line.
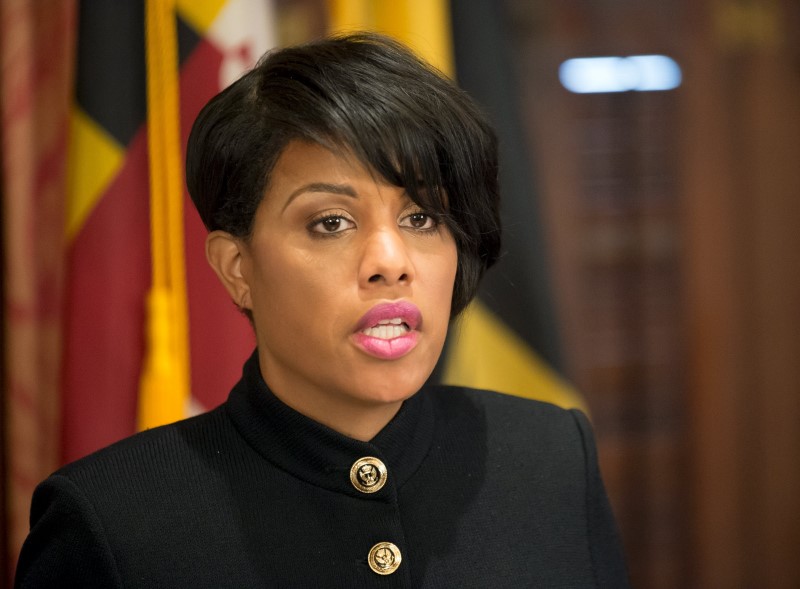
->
[368, 542, 402, 575]
[349, 457, 387, 493]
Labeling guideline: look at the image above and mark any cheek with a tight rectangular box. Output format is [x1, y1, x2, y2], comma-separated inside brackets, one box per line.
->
[436, 243, 459, 298]
[417, 244, 458, 330]
[250, 248, 352, 330]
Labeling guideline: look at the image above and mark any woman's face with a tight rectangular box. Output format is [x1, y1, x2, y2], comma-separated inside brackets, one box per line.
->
[235, 141, 457, 423]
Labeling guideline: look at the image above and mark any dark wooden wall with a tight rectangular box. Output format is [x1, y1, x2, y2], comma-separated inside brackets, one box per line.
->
[682, 1, 800, 586]
[506, 1, 800, 587]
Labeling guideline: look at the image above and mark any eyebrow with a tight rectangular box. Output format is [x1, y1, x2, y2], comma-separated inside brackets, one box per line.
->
[283, 182, 358, 211]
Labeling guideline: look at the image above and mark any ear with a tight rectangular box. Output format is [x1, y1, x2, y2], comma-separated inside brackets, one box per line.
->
[205, 230, 252, 311]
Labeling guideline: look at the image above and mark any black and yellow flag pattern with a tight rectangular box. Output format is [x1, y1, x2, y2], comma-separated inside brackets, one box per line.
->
[444, 0, 584, 409]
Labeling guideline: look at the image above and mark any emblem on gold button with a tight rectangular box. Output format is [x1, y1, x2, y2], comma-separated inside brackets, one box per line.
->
[350, 457, 387, 493]
[368, 542, 402, 575]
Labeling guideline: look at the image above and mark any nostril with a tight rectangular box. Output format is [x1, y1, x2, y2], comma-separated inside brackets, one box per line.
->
[367, 272, 409, 283]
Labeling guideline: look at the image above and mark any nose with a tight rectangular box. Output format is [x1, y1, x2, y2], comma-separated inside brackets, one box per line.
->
[358, 226, 414, 288]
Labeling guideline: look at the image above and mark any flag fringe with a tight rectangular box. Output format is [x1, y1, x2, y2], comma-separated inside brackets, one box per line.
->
[139, 0, 190, 430]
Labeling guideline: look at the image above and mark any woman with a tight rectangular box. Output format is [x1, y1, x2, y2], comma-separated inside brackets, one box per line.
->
[16, 33, 628, 588]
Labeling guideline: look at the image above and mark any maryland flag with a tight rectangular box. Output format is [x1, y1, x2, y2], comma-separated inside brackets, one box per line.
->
[62, 0, 273, 464]
[328, 0, 584, 409]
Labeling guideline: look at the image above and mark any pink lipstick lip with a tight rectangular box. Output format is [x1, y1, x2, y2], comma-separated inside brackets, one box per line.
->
[352, 301, 422, 360]
[352, 331, 419, 360]
[355, 301, 422, 332]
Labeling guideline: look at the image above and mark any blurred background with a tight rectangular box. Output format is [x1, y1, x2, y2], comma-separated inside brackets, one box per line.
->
[1, 0, 798, 587]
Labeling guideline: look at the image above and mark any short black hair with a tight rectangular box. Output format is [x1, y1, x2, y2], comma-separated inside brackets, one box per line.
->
[186, 32, 501, 318]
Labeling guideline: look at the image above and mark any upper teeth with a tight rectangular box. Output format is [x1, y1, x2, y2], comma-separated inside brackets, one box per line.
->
[378, 318, 403, 325]
[362, 318, 409, 339]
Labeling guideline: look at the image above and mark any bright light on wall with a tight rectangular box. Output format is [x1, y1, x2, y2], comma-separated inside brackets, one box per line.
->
[559, 55, 682, 94]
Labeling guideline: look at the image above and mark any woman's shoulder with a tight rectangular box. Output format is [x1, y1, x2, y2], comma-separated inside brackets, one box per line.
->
[427, 383, 585, 428]
[52, 405, 233, 492]
[424, 384, 594, 463]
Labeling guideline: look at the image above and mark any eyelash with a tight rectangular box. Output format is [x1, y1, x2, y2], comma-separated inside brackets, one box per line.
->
[399, 212, 440, 233]
[307, 212, 355, 237]
[306, 210, 441, 238]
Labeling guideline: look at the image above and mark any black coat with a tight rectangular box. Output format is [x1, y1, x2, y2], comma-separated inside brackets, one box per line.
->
[15, 352, 629, 588]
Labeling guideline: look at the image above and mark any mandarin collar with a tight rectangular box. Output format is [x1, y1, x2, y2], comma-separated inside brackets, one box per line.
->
[225, 351, 435, 500]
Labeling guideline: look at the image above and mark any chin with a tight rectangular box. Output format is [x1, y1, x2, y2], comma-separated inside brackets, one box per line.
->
[353, 363, 432, 405]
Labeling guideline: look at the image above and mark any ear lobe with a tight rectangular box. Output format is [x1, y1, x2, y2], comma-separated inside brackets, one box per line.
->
[205, 231, 252, 311]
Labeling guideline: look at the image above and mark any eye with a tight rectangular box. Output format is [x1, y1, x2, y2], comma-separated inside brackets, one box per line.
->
[309, 214, 355, 235]
[400, 212, 437, 231]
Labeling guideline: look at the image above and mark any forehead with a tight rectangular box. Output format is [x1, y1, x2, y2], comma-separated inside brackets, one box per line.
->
[261, 140, 401, 207]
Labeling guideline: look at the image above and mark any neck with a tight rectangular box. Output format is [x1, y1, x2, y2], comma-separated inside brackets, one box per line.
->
[261, 369, 403, 442]
[307, 401, 403, 442]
